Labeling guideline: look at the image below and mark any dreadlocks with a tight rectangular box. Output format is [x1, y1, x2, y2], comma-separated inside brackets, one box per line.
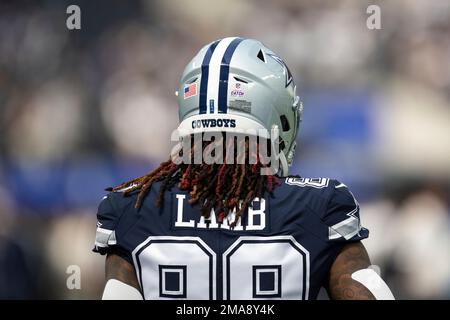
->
[107, 135, 279, 228]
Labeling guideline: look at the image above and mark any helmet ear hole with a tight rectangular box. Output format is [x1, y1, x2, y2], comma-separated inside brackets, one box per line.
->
[257, 49, 266, 62]
[280, 115, 290, 132]
[233, 76, 249, 84]
[188, 77, 198, 84]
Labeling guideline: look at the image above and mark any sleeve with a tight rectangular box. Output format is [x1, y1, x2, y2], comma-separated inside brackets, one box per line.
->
[322, 180, 369, 243]
[92, 194, 132, 263]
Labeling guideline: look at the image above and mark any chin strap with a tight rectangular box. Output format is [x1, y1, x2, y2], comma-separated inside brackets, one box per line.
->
[351, 268, 395, 300]
[102, 279, 143, 300]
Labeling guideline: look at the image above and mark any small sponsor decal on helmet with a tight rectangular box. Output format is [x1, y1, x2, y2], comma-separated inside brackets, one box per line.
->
[231, 90, 244, 97]
[228, 100, 252, 113]
[183, 83, 197, 99]
[231, 82, 244, 97]
[209, 99, 215, 113]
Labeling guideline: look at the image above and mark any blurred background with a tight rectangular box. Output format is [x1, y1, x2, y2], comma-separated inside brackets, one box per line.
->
[0, 0, 449, 299]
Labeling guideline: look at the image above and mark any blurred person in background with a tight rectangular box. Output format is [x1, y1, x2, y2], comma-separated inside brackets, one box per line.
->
[363, 180, 450, 299]
[0, 186, 36, 299]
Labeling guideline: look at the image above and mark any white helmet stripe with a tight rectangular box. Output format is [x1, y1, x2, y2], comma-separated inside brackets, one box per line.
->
[206, 37, 237, 114]
[199, 40, 220, 114]
[218, 37, 244, 114]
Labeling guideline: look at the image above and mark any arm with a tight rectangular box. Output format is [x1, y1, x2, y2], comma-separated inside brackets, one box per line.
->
[102, 253, 143, 300]
[327, 242, 375, 300]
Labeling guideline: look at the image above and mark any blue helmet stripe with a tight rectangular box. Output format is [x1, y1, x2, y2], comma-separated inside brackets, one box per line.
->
[218, 37, 244, 114]
[199, 40, 220, 114]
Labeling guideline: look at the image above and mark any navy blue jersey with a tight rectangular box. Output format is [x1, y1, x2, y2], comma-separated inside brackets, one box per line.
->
[93, 177, 368, 300]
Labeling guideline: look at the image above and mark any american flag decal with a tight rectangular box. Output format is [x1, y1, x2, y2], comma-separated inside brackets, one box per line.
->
[184, 83, 197, 99]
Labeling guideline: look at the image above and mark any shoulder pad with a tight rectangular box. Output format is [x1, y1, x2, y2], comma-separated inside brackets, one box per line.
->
[93, 192, 128, 254]
[322, 180, 369, 242]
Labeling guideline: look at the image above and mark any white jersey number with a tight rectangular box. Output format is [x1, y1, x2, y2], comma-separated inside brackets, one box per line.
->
[223, 236, 310, 299]
[132, 236, 309, 300]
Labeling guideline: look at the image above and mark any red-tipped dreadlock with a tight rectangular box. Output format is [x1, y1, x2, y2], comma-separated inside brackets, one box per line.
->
[108, 136, 279, 227]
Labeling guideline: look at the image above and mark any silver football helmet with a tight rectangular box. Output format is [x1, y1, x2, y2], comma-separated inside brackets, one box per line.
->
[176, 37, 303, 176]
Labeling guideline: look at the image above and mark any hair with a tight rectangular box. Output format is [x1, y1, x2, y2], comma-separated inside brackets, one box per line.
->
[107, 135, 279, 227]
